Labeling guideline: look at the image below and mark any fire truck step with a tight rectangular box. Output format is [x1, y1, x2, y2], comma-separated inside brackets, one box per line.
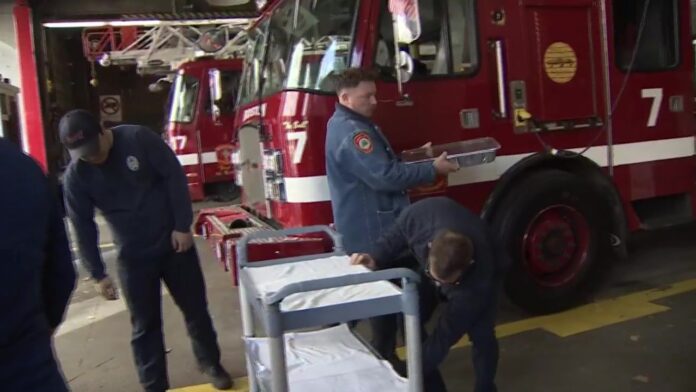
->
[632, 193, 693, 229]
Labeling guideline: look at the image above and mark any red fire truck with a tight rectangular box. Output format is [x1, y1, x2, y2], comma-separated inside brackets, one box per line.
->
[166, 58, 243, 201]
[197, 0, 696, 313]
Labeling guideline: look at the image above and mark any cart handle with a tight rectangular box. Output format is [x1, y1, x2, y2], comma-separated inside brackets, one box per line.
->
[236, 225, 344, 267]
[259, 267, 421, 305]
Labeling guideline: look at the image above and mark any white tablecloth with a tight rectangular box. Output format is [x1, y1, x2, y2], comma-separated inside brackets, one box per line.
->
[245, 255, 401, 311]
[245, 324, 408, 392]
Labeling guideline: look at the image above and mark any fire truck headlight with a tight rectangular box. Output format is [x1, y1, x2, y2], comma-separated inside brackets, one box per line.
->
[262, 149, 285, 201]
[263, 149, 283, 174]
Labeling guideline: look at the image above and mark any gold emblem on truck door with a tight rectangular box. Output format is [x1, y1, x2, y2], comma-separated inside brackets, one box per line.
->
[544, 42, 577, 84]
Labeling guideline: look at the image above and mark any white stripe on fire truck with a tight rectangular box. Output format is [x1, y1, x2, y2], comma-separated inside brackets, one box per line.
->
[284, 176, 332, 203]
[448, 136, 695, 187]
[282, 136, 695, 203]
[176, 152, 218, 166]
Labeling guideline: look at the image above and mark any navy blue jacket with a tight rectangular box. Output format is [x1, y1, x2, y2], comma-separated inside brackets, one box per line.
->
[372, 197, 508, 372]
[325, 104, 436, 254]
[0, 139, 76, 388]
[63, 125, 192, 279]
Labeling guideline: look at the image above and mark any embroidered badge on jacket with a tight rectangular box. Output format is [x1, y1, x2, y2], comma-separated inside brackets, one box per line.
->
[353, 132, 373, 154]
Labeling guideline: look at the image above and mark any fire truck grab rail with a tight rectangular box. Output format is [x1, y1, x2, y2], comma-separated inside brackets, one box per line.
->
[236, 225, 345, 267]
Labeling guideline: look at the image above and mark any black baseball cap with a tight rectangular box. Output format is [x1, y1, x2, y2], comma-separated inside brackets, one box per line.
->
[59, 109, 103, 160]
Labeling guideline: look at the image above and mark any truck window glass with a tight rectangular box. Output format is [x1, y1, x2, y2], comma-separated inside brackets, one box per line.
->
[238, 22, 268, 106]
[264, 1, 296, 96]
[169, 74, 200, 123]
[284, 0, 357, 91]
[375, 0, 478, 78]
[613, 0, 679, 71]
[238, 0, 359, 102]
[447, 0, 478, 74]
[219, 70, 241, 113]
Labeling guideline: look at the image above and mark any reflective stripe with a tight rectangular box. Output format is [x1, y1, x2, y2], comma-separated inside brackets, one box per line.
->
[283, 176, 331, 203]
[280, 136, 696, 203]
[448, 136, 695, 186]
[177, 152, 219, 166]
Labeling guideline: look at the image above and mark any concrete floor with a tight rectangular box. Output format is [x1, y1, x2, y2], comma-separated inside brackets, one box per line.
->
[55, 214, 696, 392]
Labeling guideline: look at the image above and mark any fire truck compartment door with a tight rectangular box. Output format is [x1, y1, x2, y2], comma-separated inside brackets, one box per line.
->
[520, 2, 601, 124]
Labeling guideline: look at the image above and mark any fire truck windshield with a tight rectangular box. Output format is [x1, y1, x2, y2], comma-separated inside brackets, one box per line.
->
[238, 0, 358, 105]
[169, 74, 200, 123]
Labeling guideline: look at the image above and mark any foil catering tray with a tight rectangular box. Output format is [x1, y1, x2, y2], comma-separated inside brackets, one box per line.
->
[401, 137, 501, 167]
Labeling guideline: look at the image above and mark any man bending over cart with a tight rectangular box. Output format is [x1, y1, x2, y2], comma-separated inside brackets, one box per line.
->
[351, 196, 509, 392]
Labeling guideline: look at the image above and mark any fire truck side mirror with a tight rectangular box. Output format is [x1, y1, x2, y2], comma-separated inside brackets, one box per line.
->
[209, 68, 223, 124]
[397, 50, 414, 83]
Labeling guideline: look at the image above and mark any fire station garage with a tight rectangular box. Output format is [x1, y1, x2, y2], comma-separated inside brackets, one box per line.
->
[2, 0, 696, 391]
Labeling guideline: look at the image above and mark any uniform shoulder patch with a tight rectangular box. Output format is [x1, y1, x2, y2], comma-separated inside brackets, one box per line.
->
[353, 132, 373, 154]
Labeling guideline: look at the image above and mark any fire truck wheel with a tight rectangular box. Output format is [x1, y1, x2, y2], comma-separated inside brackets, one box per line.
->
[493, 169, 609, 314]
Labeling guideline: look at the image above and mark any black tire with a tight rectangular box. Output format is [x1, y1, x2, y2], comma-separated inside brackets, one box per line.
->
[491, 169, 610, 314]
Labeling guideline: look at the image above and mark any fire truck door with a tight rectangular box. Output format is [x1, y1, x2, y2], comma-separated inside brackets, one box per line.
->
[237, 125, 267, 211]
[512, 0, 604, 132]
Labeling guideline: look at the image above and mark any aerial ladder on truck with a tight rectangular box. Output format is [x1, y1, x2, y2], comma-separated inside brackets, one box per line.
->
[81, 20, 252, 201]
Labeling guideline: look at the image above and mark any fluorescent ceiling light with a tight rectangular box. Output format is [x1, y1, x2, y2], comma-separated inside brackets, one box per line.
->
[43, 18, 250, 28]
[43, 21, 107, 28]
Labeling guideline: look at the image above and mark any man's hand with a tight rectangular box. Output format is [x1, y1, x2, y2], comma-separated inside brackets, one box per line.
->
[171, 230, 194, 253]
[95, 276, 118, 300]
[350, 253, 377, 270]
[433, 152, 459, 176]
[420, 142, 434, 158]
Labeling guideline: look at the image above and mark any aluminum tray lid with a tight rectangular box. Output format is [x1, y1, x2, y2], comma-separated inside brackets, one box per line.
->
[401, 137, 501, 164]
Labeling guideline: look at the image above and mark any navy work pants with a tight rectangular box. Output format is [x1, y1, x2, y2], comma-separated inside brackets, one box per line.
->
[423, 295, 499, 392]
[117, 248, 220, 392]
[1, 330, 68, 392]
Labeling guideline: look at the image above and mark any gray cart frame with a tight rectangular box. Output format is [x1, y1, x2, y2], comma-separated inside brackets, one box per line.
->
[236, 225, 423, 392]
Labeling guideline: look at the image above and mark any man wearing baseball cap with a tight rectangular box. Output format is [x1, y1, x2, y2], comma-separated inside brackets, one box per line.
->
[59, 109, 232, 391]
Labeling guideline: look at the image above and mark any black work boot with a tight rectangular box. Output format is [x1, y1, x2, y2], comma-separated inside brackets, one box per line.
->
[202, 364, 233, 390]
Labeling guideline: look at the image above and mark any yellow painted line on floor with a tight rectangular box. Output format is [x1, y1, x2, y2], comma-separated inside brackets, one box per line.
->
[169, 377, 248, 392]
[396, 277, 696, 358]
[171, 278, 696, 391]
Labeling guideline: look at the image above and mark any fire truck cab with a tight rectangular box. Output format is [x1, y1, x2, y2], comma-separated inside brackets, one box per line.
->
[199, 0, 696, 313]
[167, 58, 243, 201]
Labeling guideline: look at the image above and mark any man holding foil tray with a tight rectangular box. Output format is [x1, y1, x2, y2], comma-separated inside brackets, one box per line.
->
[325, 68, 459, 365]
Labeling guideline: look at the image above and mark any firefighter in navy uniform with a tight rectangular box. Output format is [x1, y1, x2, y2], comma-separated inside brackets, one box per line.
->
[0, 139, 76, 392]
[325, 68, 459, 361]
[59, 110, 232, 392]
[351, 197, 509, 392]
